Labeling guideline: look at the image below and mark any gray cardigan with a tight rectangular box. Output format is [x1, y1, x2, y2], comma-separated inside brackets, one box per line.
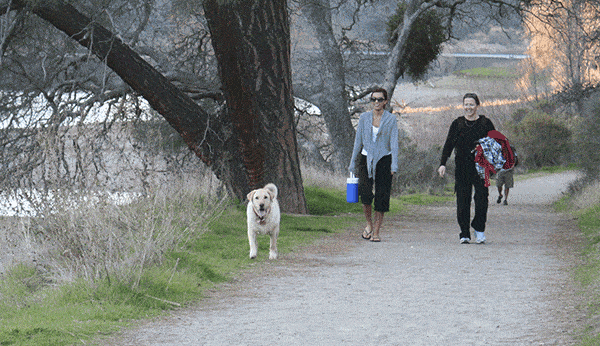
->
[348, 110, 399, 179]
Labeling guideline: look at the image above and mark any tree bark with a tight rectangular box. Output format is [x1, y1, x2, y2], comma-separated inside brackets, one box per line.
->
[382, 1, 432, 98]
[202, 0, 307, 213]
[7, 0, 307, 213]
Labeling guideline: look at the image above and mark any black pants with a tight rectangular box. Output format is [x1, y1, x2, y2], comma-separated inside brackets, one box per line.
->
[357, 154, 392, 213]
[455, 166, 489, 239]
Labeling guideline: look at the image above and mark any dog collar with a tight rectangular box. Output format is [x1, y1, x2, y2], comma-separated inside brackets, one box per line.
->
[254, 208, 269, 225]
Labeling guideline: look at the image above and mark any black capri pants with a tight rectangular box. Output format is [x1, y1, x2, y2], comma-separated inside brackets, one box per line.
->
[357, 154, 393, 212]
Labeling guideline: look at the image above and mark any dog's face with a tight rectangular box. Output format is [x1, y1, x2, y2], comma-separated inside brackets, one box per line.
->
[247, 188, 274, 218]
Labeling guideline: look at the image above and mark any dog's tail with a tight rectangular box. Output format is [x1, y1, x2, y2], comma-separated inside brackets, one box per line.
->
[264, 183, 278, 199]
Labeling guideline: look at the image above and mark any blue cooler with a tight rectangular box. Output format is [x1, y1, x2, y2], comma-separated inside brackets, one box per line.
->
[346, 173, 359, 203]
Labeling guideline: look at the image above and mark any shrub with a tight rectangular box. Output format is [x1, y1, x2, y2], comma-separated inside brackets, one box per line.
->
[393, 141, 446, 195]
[532, 99, 558, 115]
[512, 108, 528, 123]
[508, 110, 572, 168]
[574, 96, 600, 179]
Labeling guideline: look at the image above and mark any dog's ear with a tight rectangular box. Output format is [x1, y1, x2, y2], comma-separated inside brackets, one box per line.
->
[264, 183, 278, 200]
[247, 190, 255, 202]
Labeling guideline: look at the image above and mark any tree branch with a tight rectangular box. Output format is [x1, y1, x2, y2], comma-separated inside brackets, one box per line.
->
[0, 4, 25, 64]
[5, 0, 222, 166]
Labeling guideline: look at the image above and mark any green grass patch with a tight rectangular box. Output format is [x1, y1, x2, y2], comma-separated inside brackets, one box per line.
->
[525, 164, 578, 175]
[304, 186, 363, 215]
[579, 204, 600, 239]
[304, 186, 451, 216]
[305, 186, 409, 215]
[454, 66, 519, 79]
[575, 204, 600, 285]
[549, 180, 600, 345]
[0, 185, 448, 345]
[554, 194, 573, 213]
[580, 334, 600, 346]
[397, 193, 451, 205]
[570, 203, 600, 344]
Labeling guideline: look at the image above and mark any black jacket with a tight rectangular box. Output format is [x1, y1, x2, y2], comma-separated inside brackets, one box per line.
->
[440, 115, 495, 181]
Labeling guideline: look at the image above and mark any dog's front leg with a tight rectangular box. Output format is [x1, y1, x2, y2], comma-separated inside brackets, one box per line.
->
[248, 231, 258, 259]
[269, 227, 279, 260]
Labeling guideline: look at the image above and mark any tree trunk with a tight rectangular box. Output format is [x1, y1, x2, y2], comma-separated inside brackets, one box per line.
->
[203, 0, 307, 213]
[11, 0, 307, 213]
[382, 4, 425, 98]
[298, 0, 355, 173]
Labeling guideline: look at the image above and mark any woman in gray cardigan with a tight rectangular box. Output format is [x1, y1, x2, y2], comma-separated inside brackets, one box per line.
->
[348, 88, 399, 242]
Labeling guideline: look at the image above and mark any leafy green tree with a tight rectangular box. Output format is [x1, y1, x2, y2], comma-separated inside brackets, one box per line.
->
[386, 3, 447, 80]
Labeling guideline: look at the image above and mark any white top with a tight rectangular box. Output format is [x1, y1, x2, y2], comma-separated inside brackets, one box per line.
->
[361, 126, 380, 155]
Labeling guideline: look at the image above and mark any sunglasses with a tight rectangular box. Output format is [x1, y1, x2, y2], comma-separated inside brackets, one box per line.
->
[370, 97, 386, 103]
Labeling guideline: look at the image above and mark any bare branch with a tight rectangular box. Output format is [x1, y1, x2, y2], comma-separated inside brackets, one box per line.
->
[0, 5, 25, 65]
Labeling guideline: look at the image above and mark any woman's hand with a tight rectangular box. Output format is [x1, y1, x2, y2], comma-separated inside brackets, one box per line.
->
[438, 165, 446, 178]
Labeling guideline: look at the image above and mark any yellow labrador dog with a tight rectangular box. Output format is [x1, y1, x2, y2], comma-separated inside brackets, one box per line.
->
[246, 183, 280, 260]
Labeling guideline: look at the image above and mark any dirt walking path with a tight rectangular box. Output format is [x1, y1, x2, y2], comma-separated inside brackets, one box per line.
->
[105, 172, 584, 345]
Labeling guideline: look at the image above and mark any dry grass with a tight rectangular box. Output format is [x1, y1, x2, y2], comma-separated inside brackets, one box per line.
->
[301, 164, 346, 190]
[0, 217, 38, 276]
[572, 180, 600, 211]
[0, 170, 225, 286]
[391, 75, 531, 149]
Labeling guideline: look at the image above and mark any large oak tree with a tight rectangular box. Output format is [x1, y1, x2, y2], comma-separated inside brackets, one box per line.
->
[1, 0, 307, 213]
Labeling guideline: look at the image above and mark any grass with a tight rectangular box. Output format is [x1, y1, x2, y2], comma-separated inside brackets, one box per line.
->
[551, 178, 600, 345]
[454, 66, 520, 79]
[525, 164, 578, 175]
[573, 206, 600, 286]
[573, 203, 600, 346]
[0, 184, 449, 346]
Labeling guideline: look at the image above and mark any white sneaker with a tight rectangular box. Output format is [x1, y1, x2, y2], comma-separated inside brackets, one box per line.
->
[475, 231, 486, 244]
[460, 237, 471, 244]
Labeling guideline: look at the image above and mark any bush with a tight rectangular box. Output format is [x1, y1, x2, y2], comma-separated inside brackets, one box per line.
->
[533, 99, 558, 115]
[508, 109, 572, 168]
[393, 141, 446, 195]
[575, 96, 600, 179]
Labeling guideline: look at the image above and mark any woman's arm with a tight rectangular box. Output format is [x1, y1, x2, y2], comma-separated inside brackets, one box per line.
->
[440, 119, 459, 166]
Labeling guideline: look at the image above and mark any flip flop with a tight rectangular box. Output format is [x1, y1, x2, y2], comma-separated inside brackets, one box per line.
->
[361, 226, 372, 240]
[370, 236, 381, 242]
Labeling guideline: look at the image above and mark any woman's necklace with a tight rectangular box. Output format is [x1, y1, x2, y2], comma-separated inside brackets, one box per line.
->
[465, 115, 479, 127]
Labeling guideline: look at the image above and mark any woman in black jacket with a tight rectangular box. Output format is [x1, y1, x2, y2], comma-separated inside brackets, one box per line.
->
[438, 93, 495, 244]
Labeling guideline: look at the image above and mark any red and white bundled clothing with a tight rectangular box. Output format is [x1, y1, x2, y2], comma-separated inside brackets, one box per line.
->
[474, 137, 505, 187]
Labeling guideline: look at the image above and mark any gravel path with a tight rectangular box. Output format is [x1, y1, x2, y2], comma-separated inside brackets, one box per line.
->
[104, 171, 584, 345]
